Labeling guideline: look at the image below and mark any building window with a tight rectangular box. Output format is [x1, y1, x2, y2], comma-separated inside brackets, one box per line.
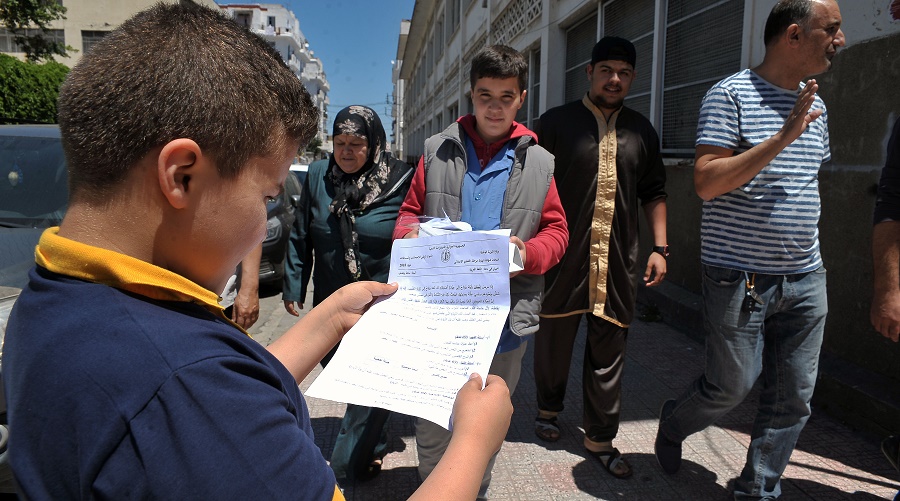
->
[447, 0, 461, 42]
[447, 102, 459, 125]
[234, 12, 251, 28]
[603, 0, 654, 121]
[529, 49, 541, 129]
[0, 28, 17, 52]
[661, 0, 743, 152]
[267, 16, 276, 27]
[564, 14, 596, 103]
[435, 15, 444, 59]
[0, 27, 64, 53]
[81, 30, 108, 54]
[516, 48, 540, 128]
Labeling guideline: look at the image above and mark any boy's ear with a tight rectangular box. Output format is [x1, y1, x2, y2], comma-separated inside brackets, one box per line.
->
[157, 138, 204, 209]
[518, 89, 527, 109]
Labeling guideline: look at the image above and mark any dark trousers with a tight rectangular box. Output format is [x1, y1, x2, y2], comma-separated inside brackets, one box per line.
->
[321, 343, 390, 481]
[534, 313, 628, 442]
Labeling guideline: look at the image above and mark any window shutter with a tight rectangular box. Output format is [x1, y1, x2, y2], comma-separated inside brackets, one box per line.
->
[564, 14, 597, 103]
[604, 0, 655, 119]
[662, 0, 743, 151]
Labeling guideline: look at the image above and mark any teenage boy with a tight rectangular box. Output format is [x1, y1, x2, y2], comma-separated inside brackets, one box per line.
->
[393, 44, 569, 500]
[2, 4, 513, 499]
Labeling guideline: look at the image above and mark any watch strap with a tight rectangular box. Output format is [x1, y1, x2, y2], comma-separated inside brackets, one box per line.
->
[652, 245, 669, 258]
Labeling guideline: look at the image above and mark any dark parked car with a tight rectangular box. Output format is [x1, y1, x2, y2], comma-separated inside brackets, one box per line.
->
[0, 125, 68, 289]
[259, 168, 303, 286]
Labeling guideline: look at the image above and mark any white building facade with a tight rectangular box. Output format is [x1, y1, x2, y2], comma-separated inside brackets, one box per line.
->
[0, 1, 330, 148]
[397, 0, 900, 164]
[398, 0, 752, 163]
[219, 3, 330, 147]
[391, 20, 411, 160]
[0, 0, 218, 66]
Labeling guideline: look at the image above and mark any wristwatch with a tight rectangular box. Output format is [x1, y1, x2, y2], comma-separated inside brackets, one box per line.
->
[652, 245, 669, 259]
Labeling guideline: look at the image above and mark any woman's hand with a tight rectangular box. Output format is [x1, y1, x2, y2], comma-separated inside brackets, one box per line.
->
[283, 300, 303, 317]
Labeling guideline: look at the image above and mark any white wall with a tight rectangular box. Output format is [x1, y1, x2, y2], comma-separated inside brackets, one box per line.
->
[746, 0, 900, 66]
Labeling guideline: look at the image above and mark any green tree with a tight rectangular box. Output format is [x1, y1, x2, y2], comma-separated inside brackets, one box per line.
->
[0, 53, 68, 123]
[305, 136, 323, 158]
[0, 0, 74, 62]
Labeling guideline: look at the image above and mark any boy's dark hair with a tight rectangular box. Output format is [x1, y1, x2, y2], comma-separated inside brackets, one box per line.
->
[469, 45, 527, 93]
[763, 0, 817, 46]
[58, 1, 318, 201]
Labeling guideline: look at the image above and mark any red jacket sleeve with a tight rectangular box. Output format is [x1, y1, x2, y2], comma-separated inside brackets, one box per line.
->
[392, 155, 426, 240]
[522, 178, 568, 275]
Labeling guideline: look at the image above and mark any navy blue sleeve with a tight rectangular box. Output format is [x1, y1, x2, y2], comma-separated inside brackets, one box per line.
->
[875, 117, 900, 225]
[93, 356, 338, 500]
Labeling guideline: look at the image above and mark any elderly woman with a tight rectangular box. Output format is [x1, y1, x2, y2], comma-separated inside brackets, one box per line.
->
[282, 105, 413, 482]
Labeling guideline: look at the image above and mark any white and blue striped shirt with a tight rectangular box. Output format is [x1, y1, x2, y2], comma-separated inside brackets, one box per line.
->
[697, 69, 830, 274]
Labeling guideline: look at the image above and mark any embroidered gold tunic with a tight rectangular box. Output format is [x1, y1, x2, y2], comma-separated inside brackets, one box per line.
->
[537, 96, 666, 327]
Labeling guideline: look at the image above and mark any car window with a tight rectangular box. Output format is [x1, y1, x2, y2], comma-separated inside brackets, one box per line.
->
[284, 168, 303, 198]
[0, 134, 68, 228]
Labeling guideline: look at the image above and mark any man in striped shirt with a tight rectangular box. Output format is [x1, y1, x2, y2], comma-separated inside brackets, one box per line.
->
[655, 1, 845, 499]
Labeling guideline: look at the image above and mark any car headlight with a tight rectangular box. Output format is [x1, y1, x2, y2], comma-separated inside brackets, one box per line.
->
[264, 216, 281, 243]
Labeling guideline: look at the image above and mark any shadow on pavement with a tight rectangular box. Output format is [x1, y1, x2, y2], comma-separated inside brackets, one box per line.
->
[339, 466, 419, 501]
[570, 454, 729, 499]
[786, 478, 894, 500]
[310, 416, 342, 460]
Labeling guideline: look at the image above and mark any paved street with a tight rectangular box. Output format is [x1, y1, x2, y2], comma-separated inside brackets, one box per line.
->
[249, 289, 899, 500]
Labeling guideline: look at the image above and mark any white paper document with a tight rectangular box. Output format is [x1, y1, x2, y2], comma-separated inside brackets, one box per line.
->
[417, 217, 523, 272]
[306, 231, 511, 430]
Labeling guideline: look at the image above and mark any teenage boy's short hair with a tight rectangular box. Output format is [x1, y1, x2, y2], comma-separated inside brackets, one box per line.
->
[58, 1, 318, 201]
[469, 45, 528, 93]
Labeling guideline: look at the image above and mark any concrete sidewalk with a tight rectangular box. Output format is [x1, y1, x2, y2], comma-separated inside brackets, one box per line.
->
[250, 294, 898, 500]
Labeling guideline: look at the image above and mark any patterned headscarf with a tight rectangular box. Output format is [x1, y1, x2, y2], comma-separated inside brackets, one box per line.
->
[328, 105, 407, 280]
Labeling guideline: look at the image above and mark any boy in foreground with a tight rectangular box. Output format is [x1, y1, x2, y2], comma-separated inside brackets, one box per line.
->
[2, 3, 512, 499]
[393, 45, 568, 499]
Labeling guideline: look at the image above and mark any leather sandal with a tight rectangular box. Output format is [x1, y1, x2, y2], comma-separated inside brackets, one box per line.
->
[588, 447, 632, 479]
[534, 415, 561, 442]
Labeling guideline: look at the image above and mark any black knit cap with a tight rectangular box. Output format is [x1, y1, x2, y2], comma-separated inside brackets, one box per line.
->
[590, 36, 636, 67]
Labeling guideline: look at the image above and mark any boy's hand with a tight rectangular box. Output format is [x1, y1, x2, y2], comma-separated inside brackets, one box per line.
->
[451, 373, 513, 455]
[283, 300, 304, 317]
[324, 281, 399, 334]
[398, 215, 420, 238]
[509, 236, 526, 278]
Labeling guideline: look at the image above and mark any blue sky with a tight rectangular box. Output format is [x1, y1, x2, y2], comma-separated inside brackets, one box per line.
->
[282, 0, 416, 137]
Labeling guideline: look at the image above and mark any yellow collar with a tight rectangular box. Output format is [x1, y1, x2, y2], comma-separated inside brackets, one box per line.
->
[582, 94, 622, 125]
[35, 227, 233, 322]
